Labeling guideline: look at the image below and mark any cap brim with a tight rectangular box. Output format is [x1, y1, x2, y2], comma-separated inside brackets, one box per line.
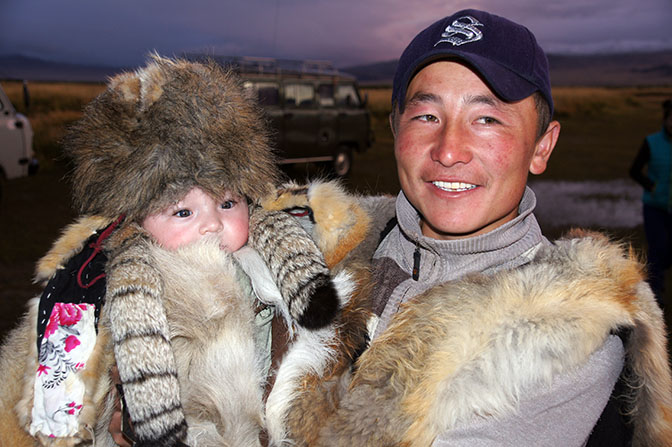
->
[400, 49, 539, 106]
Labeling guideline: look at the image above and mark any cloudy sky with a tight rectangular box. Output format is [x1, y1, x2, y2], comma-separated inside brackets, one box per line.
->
[2, 0, 671, 68]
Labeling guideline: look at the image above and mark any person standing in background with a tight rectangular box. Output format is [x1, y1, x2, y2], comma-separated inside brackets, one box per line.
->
[630, 99, 672, 308]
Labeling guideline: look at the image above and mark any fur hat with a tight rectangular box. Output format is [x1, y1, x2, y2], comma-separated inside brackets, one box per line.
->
[63, 54, 282, 222]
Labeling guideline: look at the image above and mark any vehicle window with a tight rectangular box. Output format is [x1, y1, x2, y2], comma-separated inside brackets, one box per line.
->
[336, 84, 360, 107]
[243, 81, 280, 106]
[317, 84, 334, 107]
[285, 83, 315, 108]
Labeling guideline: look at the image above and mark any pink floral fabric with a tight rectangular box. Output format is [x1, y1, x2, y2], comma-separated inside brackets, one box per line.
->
[30, 303, 97, 438]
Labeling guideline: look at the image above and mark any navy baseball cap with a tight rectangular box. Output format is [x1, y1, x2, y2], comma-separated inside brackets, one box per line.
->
[392, 9, 553, 116]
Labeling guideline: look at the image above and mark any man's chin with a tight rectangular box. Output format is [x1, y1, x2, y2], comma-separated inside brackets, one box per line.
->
[420, 214, 493, 241]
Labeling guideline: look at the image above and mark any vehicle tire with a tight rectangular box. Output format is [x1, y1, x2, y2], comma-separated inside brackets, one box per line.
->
[333, 146, 353, 177]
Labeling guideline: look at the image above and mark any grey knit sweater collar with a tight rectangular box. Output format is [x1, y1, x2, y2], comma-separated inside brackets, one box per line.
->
[395, 186, 544, 271]
[372, 186, 547, 338]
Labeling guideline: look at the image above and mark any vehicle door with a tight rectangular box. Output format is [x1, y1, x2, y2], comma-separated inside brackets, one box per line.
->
[281, 82, 318, 158]
[316, 83, 338, 154]
[335, 83, 369, 150]
[244, 80, 283, 152]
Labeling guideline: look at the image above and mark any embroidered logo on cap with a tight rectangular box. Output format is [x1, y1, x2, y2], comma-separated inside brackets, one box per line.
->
[435, 16, 483, 47]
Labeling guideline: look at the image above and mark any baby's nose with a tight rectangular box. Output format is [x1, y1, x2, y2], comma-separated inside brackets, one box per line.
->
[201, 217, 224, 234]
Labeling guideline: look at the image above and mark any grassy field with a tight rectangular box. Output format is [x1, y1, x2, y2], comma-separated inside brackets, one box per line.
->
[1, 80, 671, 340]
[4, 81, 669, 188]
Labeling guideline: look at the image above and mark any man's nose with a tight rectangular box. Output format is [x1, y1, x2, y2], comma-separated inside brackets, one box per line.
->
[430, 124, 473, 166]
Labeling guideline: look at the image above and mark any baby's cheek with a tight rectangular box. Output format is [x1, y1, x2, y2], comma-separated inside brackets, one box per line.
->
[223, 223, 249, 252]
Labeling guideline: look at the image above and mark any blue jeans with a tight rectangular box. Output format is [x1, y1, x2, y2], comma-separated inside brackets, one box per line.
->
[643, 203, 672, 308]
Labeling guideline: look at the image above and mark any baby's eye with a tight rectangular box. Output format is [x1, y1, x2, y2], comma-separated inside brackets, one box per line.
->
[174, 209, 192, 218]
[221, 200, 236, 209]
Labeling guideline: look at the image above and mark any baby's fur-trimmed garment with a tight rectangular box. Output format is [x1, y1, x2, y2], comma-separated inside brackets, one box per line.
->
[0, 179, 377, 447]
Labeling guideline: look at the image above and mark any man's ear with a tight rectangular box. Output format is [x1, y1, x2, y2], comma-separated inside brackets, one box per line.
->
[389, 112, 397, 138]
[529, 120, 560, 175]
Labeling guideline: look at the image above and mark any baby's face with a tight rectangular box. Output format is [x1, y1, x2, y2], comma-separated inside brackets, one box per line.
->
[142, 187, 249, 251]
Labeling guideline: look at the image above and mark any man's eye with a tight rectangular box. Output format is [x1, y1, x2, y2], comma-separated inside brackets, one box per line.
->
[174, 209, 192, 218]
[476, 116, 499, 125]
[221, 200, 236, 209]
[415, 114, 438, 122]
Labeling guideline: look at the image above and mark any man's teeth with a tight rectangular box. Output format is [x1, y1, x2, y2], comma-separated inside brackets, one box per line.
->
[432, 181, 477, 192]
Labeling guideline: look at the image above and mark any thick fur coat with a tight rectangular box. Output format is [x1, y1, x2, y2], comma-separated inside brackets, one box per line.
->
[250, 185, 672, 446]
[116, 236, 266, 446]
[307, 230, 672, 447]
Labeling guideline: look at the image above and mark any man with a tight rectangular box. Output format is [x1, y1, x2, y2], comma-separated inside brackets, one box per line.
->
[312, 9, 671, 447]
[629, 99, 672, 307]
[370, 9, 617, 445]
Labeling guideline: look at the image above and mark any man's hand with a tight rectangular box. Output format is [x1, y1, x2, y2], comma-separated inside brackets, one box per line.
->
[109, 366, 134, 447]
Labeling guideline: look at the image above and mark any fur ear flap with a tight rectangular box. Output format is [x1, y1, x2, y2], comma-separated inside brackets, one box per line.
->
[107, 57, 167, 113]
[108, 72, 142, 104]
[136, 56, 167, 109]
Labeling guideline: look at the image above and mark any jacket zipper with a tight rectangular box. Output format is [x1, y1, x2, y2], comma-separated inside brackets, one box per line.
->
[412, 244, 421, 281]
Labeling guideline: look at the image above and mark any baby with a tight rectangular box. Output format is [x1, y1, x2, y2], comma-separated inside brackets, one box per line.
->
[0, 55, 346, 447]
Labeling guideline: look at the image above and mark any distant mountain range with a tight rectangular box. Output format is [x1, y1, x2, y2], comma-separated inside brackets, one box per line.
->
[0, 55, 131, 83]
[342, 50, 672, 87]
[1, 51, 671, 86]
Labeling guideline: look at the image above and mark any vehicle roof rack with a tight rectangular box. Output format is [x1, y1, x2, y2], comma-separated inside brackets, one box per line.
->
[183, 53, 354, 79]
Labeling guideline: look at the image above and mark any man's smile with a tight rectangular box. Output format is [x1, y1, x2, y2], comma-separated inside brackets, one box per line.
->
[431, 180, 478, 192]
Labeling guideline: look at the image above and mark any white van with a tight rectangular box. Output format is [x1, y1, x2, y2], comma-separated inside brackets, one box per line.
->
[0, 84, 37, 189]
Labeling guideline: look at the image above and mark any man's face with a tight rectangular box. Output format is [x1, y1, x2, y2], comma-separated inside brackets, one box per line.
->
[393, 61, 559, 240]
[142, 187, 249, 251]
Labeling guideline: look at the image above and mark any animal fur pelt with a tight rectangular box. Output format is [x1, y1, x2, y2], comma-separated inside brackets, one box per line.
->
[309, 230, 672, 447]
[102, 222, 189, 446]
[3, 230, 271, 447]
[259, 178, 394, 269]
[255, 180, 392, 445]
[62, 54, 281, 222]
[0, 221, 344, 446]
